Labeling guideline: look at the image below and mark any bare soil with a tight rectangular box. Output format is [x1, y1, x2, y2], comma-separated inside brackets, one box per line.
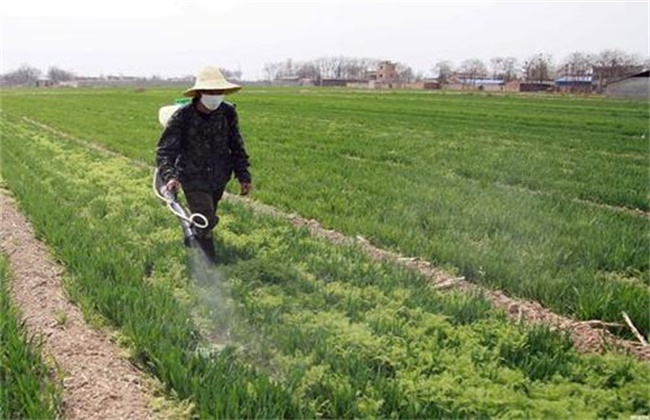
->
[0, 192, 155, 419]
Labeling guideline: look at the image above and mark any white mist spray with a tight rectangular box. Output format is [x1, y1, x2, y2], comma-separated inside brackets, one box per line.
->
[187, 245, 235, 354]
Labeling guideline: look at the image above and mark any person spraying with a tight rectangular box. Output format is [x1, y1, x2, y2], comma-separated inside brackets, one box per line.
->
[156, 66, 252, 264]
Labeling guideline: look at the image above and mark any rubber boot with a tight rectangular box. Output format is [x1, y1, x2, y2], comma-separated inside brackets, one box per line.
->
[196, 236, 217, 265]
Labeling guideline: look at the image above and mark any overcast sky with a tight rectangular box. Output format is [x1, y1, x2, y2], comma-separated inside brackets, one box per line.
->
[1, 1, 648, 80]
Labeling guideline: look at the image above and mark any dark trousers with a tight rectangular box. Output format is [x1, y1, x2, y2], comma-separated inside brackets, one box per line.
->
[184, 187, 226, 261]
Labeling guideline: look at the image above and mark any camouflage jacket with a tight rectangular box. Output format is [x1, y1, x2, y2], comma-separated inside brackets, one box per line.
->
[156, 99, 251, 192]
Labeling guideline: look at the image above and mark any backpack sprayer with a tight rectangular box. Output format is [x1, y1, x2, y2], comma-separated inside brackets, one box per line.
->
[153, 99, 208, 246]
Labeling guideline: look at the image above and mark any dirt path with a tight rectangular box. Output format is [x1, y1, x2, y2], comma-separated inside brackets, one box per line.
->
[0, 192, 155, 419]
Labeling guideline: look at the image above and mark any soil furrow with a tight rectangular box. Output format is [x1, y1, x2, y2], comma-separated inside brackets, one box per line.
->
[230, 194, 650, 362]
[0, 192, 155, 419]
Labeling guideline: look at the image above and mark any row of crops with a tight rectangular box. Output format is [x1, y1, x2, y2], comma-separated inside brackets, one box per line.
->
[2, 87, 648, 337]
[0, 252, 61, 418]
[1, 88, 649, 417]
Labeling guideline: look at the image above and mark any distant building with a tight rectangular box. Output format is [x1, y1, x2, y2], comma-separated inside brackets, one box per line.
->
[519, 81, 554, 93]
[443, 75, 518, 92]
[271, 76, 302, 87]
[555, 76, 592, 93]
[58, 80, 79, 88]
[320, 78, 367, 87]
[459, 78, 504, 91]
[35, 77, 53, 87]
[367, 61, 399, 88]
[592, 65, 644, 92]
[376, 61, 398, 82]
[605, 70, 649, 100]
[422, 79, 440, 90]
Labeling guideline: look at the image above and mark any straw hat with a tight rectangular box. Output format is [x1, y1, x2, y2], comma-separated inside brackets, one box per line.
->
[183, 66, 242, 97]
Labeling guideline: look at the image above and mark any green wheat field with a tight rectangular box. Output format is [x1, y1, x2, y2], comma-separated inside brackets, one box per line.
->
[1, 87, 648, 418]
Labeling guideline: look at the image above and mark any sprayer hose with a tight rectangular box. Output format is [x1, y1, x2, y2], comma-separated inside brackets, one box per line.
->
[152, 168, 209, 229]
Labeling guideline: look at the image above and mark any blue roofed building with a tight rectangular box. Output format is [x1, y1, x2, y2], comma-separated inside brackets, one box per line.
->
[459, 78, 504, 91]
[555, 76, 592, 93]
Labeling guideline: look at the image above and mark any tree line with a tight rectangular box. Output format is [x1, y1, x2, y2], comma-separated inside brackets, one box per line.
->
[262, 57, 416, 82]
[1, 66, 76, 86]
[2, 49, 646, 86]
[264, 49, 647, 84]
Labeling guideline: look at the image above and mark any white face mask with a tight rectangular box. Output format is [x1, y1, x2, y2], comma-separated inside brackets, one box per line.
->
[200, 94, 224, 111]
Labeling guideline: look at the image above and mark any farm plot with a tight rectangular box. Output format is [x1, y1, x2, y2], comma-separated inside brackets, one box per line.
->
[0, 252, 61, 418]
[2, 100, 650, 417]
[1, 88, 648, 338]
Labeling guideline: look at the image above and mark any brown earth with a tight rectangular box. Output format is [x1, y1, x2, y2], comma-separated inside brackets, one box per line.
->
[0, 191, 155, 419]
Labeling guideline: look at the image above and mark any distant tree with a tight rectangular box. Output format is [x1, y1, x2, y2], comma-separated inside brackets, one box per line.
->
[523, 53, 554, 82]
[490, 56, 519, 81]
[344, 57, 378, 80]
[395, 62, 415, 83]
[332, 56, 346, 79]
[559, 51, 594, 76]
[312, 57, 329, 79]
[594, 49, 641, 68]
[262, 58, 300, 80]
[592, 48, 643, 78]
[47, 66, 75, 83]
[311, 56, 380, 80]
[501, 57, 519, 81]
[490, 57, 504, 79]
[591, 49, 644, 90]
[220, 68, 242, 81]
[459, 58, 487, 85]
[262, 62, 283, 80]
[433, 60, 453, 84]
[295, 62, 319, 80]
[284, 58, 294, 77]
[1, 64, 41, 85]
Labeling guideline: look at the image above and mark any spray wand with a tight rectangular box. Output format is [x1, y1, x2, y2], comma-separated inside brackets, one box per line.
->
[152, 168, 209, 246]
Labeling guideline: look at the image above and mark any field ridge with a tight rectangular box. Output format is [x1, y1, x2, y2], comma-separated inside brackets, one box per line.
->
[20, 114, 650, 220]
[3, 105, 650, 417]
[231, 194, 650, 362]
[13, 114, 649, 362]
[0, 191, 156, 419]
[486, 176, 649, 219]
[3, 89, 648, 338]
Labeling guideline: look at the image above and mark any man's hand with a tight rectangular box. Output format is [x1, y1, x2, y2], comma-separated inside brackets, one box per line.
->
[240, 182, 252, 196]
[165, 178, 181, 192]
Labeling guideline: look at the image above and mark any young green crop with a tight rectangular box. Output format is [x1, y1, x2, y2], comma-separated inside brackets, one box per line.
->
[216, 214, 650, 417]
[1, 113, 649, 417]
[0, 252, 62, 419]
[0, 114, 305, 418]
[2, 87, 647, 337]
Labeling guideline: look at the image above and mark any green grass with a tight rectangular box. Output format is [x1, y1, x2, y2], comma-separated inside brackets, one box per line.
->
[2, 105, 650, 417]
[1, 87, 648, 337]
[0, 114, 303, 418]
[0, 252, 62, 418]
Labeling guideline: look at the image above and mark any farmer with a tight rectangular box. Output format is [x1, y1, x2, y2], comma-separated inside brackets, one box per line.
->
[156, 66, 251, 263]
